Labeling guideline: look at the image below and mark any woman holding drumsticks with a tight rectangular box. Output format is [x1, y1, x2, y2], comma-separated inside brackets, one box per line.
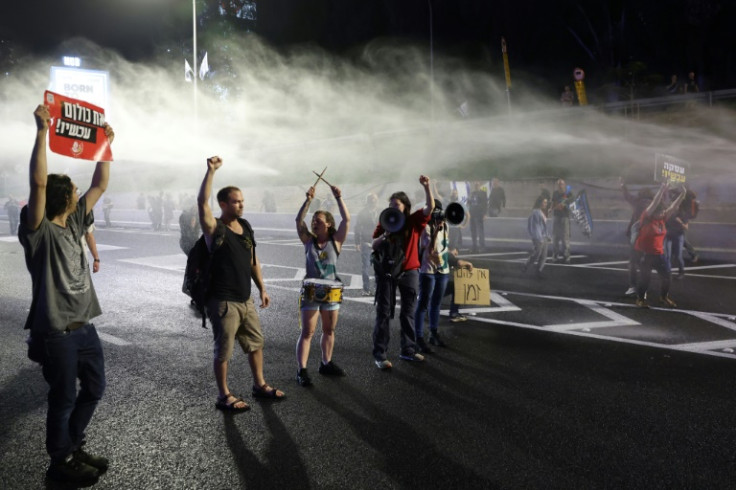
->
[294, 175, 350, 387]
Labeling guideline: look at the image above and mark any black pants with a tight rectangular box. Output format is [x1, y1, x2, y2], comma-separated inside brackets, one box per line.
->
[372, 269, 419, 360]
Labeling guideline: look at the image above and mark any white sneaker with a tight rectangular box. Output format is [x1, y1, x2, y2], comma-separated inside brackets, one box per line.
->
[399, 352, 425, 362]
[625, 287, 637, 296]
[374, 359, 392, 370]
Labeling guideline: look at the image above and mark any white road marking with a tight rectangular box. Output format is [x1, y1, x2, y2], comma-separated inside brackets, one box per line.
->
[672, 339, 736, 352]
[97, 332, 131, 346]
[545, 299, 640, 331]
[583, 260, 629, 267]
[94, 244, 127, 251]
[678, 273, 736, 280]
[259, 238, 303, 245]
[684, 264, 736, 271]
[685, 311, 736, 334]
[476, 290, 736, 360]
[467, 313, 736, 360]
[119, 254, 185, 271]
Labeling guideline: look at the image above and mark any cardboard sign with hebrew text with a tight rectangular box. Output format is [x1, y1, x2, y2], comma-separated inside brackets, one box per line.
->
[453, 268, 491, 306]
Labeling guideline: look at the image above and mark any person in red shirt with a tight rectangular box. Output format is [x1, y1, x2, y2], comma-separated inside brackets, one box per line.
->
[371, 176, 434, 369]
[634, 181, 687, 308]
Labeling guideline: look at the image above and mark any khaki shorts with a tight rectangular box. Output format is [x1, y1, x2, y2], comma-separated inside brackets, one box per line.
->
[208, 298, 265, 362]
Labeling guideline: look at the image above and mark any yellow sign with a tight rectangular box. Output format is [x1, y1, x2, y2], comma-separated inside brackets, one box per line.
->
[453, 268, 491, 306]
[574, 80, 588, 105]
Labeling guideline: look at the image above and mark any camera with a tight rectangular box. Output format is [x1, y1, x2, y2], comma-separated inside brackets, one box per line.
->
[431, 207, 445, 223]
[433, 200, 466, 227]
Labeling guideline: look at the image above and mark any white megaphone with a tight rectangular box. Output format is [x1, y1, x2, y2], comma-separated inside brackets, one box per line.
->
[379, 207, 405, 233]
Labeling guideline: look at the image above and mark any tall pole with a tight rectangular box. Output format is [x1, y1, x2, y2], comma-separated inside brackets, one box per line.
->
[192, 0, 198, 120]
[428, 0, 434, 123]
[501, 37, 512, 115]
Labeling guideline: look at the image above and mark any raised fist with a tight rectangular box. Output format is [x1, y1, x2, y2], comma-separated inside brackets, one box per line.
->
[207, 156, 223, 170]
[34, 105, 50, 131]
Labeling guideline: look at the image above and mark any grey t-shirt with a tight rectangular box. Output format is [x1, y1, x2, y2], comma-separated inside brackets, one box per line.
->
[19, 198, 102, 334]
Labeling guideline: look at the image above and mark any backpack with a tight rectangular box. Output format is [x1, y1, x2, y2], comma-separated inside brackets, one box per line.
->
[371, 234, 405, 280]
[183, 235, 214, 328]
[370, 234, 406, 318]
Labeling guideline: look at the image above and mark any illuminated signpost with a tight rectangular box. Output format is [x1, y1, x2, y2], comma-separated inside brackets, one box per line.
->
[573, 67, 588, 106]
[49, 60, 109, 115]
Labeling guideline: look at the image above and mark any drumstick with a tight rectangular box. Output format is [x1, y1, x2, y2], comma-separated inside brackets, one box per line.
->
[312, 167, 327, 188]
[312, 171, 335, 188]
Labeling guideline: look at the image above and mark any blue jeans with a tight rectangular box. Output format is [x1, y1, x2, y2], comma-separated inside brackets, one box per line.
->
[553, 216, 570, 260]
[372, 269, 419, 360]
[665, 234, 685, 275]
[415, 273, 450, 338]
[41, 324, 106, 463]
[637, 254, 671, 300]
[442, 279, 460, 315]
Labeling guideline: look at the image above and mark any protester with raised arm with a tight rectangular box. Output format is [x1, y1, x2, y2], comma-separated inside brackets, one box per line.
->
[371, 175, 433, 369]
[294, 183, 350, 386]
[19, 104, 114, 486]
[197, 156, 284, 413]
[634, 181, 687, 308]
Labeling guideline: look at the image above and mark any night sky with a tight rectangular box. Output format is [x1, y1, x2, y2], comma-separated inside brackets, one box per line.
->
[1, 1, 735, 91]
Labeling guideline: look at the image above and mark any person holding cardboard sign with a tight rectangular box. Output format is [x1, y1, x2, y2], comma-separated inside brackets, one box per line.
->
[19, 104, 115, 486]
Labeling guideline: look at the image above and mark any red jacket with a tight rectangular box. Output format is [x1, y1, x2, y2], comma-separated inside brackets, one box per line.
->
[373, 210, 430, 271]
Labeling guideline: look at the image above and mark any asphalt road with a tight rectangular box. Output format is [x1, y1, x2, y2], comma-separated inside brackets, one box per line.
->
[1, 223, 736, 489]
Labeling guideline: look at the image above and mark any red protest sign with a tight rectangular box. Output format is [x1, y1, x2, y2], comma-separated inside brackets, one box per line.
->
[44, 91, 113, 162]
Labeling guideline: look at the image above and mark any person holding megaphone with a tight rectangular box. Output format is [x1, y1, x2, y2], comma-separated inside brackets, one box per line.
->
[371, 176, 434, 370]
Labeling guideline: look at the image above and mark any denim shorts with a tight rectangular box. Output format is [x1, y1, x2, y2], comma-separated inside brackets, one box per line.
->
[300, 299, 340, 312]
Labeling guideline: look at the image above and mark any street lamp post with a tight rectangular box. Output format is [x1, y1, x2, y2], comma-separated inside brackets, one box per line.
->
[192, 0, 198, 119]
[428, 0, 434, 123]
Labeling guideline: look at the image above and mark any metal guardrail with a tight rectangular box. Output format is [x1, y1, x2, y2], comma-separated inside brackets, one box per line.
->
[600, 88, 736, 115]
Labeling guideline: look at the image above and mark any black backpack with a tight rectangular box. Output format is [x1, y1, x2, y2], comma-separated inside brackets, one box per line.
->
[371, 234, 405, 280]
[371, 234, 405, 318]
[183, 235, 214, 328]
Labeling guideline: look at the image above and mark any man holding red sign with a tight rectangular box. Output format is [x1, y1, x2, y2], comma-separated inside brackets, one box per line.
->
[18, 103, 115, 486]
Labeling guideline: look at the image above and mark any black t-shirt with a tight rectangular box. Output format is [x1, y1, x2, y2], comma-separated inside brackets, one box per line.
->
[208, 219, 255, 302]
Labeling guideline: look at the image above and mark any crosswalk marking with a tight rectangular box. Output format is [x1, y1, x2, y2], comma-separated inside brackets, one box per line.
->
[546, 299, 640, 331]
